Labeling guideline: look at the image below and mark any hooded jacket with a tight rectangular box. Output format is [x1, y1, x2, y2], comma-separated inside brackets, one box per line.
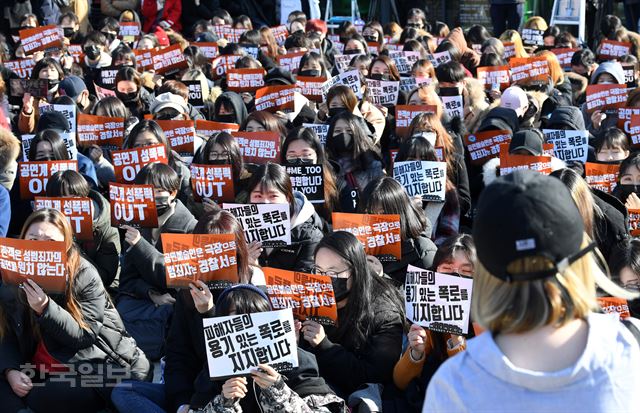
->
[547, 106, 587, 130]
[214, 92, 249, 125]
[446, 28, 481, 73]
[590, 61, 626, 85]
[477, 107, 520, 135]
[594, 188, 630, 265]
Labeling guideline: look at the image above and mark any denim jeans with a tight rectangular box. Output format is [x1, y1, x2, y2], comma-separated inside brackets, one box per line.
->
[111, 381, 167, 413]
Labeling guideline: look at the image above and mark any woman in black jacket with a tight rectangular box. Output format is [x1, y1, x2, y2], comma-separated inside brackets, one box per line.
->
[0, 209, 150, 413]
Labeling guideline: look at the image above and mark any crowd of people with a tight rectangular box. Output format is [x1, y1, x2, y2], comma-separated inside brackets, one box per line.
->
[0, 2, 639, 413]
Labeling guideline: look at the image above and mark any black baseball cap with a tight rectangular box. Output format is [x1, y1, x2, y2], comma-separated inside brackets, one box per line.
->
[473, 170, 595, 282]
[509, 129, 543, 156]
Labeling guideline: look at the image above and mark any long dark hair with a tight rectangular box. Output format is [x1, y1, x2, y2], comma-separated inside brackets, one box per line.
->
[215, 285, 271, 316]
[325, 112, 381, 167]
[28, 129, 69, 161]
[246, 162, 295, 216]
[197, 132, 245, 183]
[46, 170, 90, 197]
[431, 234, 477, 271]
[314, 231, 403, 349]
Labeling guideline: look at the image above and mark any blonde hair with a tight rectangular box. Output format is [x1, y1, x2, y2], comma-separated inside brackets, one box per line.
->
[524, 16, 548, 32]
[500, 30, 529, 58]
[181, 69, 211, 102]
[536, 50, 564, 86]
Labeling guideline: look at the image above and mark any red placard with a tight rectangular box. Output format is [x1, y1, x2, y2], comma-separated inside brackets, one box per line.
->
[499, 144, 552, 176]
[0, 238, 67, 293]
[598, 40, 632, 60]
[162, 233, 238, 289]
[68, 44, 84, 64]
[226, 68, 266, 92]
[233, 131, 281, 164]
[295, 76, 327, 102]
[3, 59, 35, 78]
[109, 183, 158, 227]
[19, 25, 63, 55]
[551, 48, 578, 70]
[332, 213, 402, 261]
[155, 120, 196, 158]
[191, 42, 219, 60]
[617, 107, 640, 133]
[395, 105, 438, 138]
[584, 162, 620, 193]
[153, 44, 188, 75]
[212, 25, 246, 43]
[77, 113, 125, 148]
[190, 164, 235, 203]
[476, 66, 511, 90]
[134, 49, 154, 71]
[211, 55, 243, 80]
[585, 84, 628, 113]
[276, 51, 306, 74]
[254, 85, 297, 112]
[111, 144, 169, 183]
[264, 267, 337, 325]
[464, 130, 512, 165]
[509, 57, 550, 84]
[628, 208, 640, 236]
[597, 297, 631, 320]
[19, 160, 78, 200]
[34, 197, 93, 240]
[628, 113, 640, 147]
[195, 120, 240, 138]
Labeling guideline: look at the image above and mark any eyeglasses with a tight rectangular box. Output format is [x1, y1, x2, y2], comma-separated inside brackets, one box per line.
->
[312, 266, 351, 278]
[623, 281, 640, 292]
[209, 151, 230, 160]
[437, 264, 473, 278]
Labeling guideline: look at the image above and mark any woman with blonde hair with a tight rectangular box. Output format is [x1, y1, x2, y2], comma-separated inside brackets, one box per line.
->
[424, 170, 640, 412]
[523, 16, 548, 31]
[499, 30, 529, 58]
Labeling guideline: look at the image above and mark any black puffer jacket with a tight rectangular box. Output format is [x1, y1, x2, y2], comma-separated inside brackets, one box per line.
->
[0, 258, 150, 383]
[383, 229, 437, 285]
[213, 92, 249, 125]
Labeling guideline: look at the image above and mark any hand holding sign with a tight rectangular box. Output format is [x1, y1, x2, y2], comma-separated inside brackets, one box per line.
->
[189, 280, 214, 314]
[23, 278, 50, 315]
[122, 225, 142, 246]
[251, 364, 282, 389]
[301, 320, 326, 347]
[222, 377, 248, 400]
[408, 323, 428, 360]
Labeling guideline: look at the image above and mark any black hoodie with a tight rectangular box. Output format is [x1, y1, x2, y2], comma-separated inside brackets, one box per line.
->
[477, 107, 520, 134]
[546, 106, 587, 131]
[213, 91, 249, 125]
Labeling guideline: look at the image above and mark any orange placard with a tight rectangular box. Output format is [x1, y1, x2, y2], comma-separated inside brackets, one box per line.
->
[276, 51, 306, 74]
[502, 41, 515, 59]
[597, 297, 631, 320]
[332, 212, 401, 261]
[162, 233, 238, 289]
[509, 57, 549, 84]
[598, 40, 632, 60]
[499, 144, 552, 176]
[3, 59, 35, 78]
[584, 162, 620, 193]
[109, 183, 158, 228]
[153, 44, 188, 75]
[68, 44, 84, 64]
[551, 48, 578, 70]
[628, 113, 640, 147]
[19, 160, 78, 200]
[295, 76, 327, 103]
[395, 105, 437, 138]
[33, 197, 93, 241]
[0, 238, 67, 293]
[264, 267, 337, 326]
[195, 120, 240, 138]
[629, 209, 640, 236]
[233, 131, 281, 164]
[476, 66, 511, 90]
[134, 49, 154, 71]
[212, 25, 246, 43]
[191, 42, 219, 60]
[211, 55, 243, 80]
[254, 85, 297, 112]
[226, 68, 266, 92]
[111, 144, 169, 183]
[585, 84, 628, 113]
[19, 25, 63, 55]
[77, 113, 125, 148]
[464, 130, 512, 165]
[155, 120, 196, 158]
[617, 107, 640, 132]
[190, 164, 235, 203]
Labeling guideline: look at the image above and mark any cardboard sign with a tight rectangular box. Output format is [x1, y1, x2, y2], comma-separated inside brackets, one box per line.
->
[153, 44, 188, 75]
[156, 120, 196, 159]
[264, 267, 337, 325]
[441, 95, 464, 120]
[428, 51, 452, 68]
[97, 66, 119, 90]
[464, 129, 512, 165]
[393, 161, 447, 201]
[118, 22, 140, 42]
[399, 76, 432, 92]
[203, 309, 298, 379]
[628, 208, 640, 236]
[542, 129, 588, 163]
[223, 203, 291, 247]
[19, 25, 63, 54]
[509, 57, 550, 84]
[334, 53, 363, 73]
[190, 164, 235, 203]
[584, 162, 619, 193]
[476, 66, 511, 91]
[521, 28, 544, 46]
[4, 59, 35, 78]
[389, 51, 421, 75]
[295, 76, 327, 103]
[211, 55, 243, 80]
[302, 123, 329, 145]
[270, 25, 289, 46]
[162, 233, 238, 289]
[332, 213, 401, 262]
[111, 144, 169, 183]
[499, 144, 552, 175]
[322, 69, 362, 99]
[276, 51, 306, 74]
[395, 105, 437, 139]
[182, 80, 204, 108]
[33, 197, 93, 240]
[597, 296, 631, 320]
[195, 120, 240, 138]
[233, 131, 281, 164]
[67, 44, 84, 64]
[599, 40, 631, 60]
[227, 68, 265, 93]
[134, 49, 154, 71]
[191, 42, 219, 60]
[109, 183, 158, 227]
[405, 265, 473, 335]
[77, 113, 124, 148]
[585, 84, 628, 113]
[286, 164, 324, 203]
[551, 48, 578, 70]
[502, 42, 516, 59]
[39, 104, 76, 133]
[9, 79, 48, 98]
[0, 238, 67, 293]
[254, 85, 297, 112]
[19, 160, 78, 200]
[21, 132, 77, 162]
[365, 79, 400, 106]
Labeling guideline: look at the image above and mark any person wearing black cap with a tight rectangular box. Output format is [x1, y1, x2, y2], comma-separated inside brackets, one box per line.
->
[423, 170, 640, 412]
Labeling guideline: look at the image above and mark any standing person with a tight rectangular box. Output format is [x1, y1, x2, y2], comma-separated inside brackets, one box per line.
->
[490, 0, 524, 37]
[423, 170, 640, 412]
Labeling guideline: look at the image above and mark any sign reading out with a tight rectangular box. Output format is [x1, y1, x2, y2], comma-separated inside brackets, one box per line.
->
[109, 183, 158, 228]
[19, 160, 78, 200]
[33, 197, 93, 240]
[190, 164, 235, 203]
[111, 144, 169, 183]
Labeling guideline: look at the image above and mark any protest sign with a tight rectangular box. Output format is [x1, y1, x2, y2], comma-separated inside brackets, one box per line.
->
[254, 85, 296, 112]
[109, 183, 158, 227]
[286, 164, 324, 203]
[302, 123, 329, 144]
[521, 28, 544, 46]
[156, 120, 196, 159]
[629, 209, 640, 236]
[618, 107, 640, 138]
[584, 162, 620, 193]
[111, 144, 169, 183]
[597, 297, 631, 320]
[295, 76, 327, 102]
[19, 25, 63, 54]
[428, 51, 452, 67]
[0, 238, 67, 293]
[499, 144, 552, 175]
[395, 105, 437, 139]
[321, 70, 362, 99]
[332, 213, 401, 261]
[233, 131, 281, 164]
[118, 22, 140, 42]
[502, 42, 516, 59]
[212, 26, 246, 43]
[67, 44, 83, 64]
[21, 132, 77, 162]
[264, 267, 337, 325]
[599, 40, 631, 60]
[509, 57, 550, 84]
[585, 84, 628, 113]
[227, 68, 265, 93]
[464, 129, 512, 165]
[365, 79, 400, 106]
[4, 59, 36, 78]
[393, 161, 447, 201]
[9, 79, 48, 98]
[97, 66, 119, 90]
[405, 265, 473, 335]
[270, 25, 289, 46]
[203, 308, 298, 379]
[476, 66, 511, 91]
[551, 48, 578, 70]
[276, 51, 306, 74]
[223, 203, 291, 246]
[33, 197, 93, 240]
[623, 64, 636, 88]
[191, 42, 219, 60]
[19, 160, 78, 200]
[238, 44, 259, 59]
[162, 233, 238, 289]
[334, 53, 363, 73]
[367, 42, 380, 55]
[399, 76, 431, 92]
[94, 84, 117, 99]
[134, 49, 154, 71]
[183, 80, 204, 108]
[39, 104, 76, 133]
[153, 44, 188, 75]
[195, 120, 240, 138]
[441, 95, 464, 120]
[211, 55, 243, 79]
[190, 164, 235, 203]
[542, 129, 589, 163]
[389, 51, 421, 75]
[77, 113, 124, 148]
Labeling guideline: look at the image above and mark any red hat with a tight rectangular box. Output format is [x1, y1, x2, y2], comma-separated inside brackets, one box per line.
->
[306, 19, 328, 35]
[154, 26, 170, 47]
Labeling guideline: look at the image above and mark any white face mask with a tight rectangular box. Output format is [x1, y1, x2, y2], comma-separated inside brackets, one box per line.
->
[413, 131, 437, 147]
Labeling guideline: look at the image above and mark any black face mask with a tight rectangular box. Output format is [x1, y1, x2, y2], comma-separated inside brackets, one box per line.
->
[216, 114, 236, 124]
[298, 69, 321, 77]
[286, 157, 314, 165]
[47, 79, 59, 92]
[629, 298, 640, 319]
[102, 32, 116, 43]
[63, 28, 76, 38]
[328, 107, 347, 118]
[84, 45, 101, 60]
[331, 277, 350, 302]
[369, 73, 390, 81]
[363, 35, 377, 43]
[208, 159, 229, 165]
[116, 90, 139, 105]
[616, 184, 639, 202]
[155, 196, 172, 216]
[344, 49, 361, 55]
[329, 132, 353, 156]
